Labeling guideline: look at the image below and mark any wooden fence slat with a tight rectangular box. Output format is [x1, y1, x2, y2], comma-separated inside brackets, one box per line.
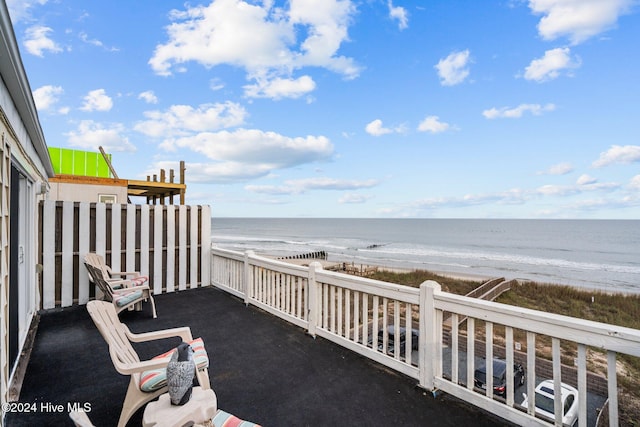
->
[166, 205, 175, 293]
[201, 205, 211, 287]
[41, 200, 55, 309]
[140, 204, 150, 281]
[38, 202, 210, 309]
[78, 202, 90, 304]
[178, 205, 187, 291]
[125, 204, 136, 273]
[190, 206, 198, 288]
[61, 201, 74, 307]
[95, 203, 106, 257]
[111, 203, 121, 273]
[153, 206, 163, 294]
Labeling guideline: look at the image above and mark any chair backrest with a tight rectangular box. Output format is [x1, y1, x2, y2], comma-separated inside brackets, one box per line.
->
[84, 262, 115, 301]
[84, 253, 111, 279]
[86, 300, 141, 374]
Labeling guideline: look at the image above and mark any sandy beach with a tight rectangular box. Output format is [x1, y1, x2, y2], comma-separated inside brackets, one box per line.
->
[280, 257, 496, 283]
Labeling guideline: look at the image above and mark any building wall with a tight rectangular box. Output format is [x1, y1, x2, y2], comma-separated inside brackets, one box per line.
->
[48, 181, 129, 204]
[0, 1, 54, 412]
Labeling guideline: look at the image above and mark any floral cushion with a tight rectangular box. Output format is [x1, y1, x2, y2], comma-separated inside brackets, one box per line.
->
[139, 338, 209, 392]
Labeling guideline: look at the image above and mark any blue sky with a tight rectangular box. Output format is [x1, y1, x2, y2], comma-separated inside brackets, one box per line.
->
[8, 0, 640, 218]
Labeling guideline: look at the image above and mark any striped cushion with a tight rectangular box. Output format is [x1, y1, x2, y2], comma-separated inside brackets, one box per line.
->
[139, 338, 209, 392]
[110, 275, 148, 289]
[213, 410, 261, 427]
[129, 275, 149, 286]
[113, 290, 144, 307]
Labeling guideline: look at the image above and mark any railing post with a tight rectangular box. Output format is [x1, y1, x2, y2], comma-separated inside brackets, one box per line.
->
[244, 251, 254, 305]
[419, 280, 441, 390]
[307, 261, 322, 338]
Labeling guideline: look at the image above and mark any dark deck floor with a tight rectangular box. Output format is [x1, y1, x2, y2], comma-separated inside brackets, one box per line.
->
[7, 286, 513, 426]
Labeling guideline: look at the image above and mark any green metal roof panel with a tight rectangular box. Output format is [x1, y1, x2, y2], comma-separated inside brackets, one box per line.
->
[49, 147, 112, 178]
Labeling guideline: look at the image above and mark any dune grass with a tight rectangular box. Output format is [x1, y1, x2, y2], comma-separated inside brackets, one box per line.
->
[368, 269, 482, 295]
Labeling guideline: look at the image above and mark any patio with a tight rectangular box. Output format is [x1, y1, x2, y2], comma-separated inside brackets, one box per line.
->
[7, 286, 513, 426]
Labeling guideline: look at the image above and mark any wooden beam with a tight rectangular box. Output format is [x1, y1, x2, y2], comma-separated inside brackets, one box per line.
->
[98, 146, 119, 179]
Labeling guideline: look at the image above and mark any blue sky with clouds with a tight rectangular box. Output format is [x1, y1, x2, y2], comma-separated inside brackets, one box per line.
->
[8, 0, 640, 218]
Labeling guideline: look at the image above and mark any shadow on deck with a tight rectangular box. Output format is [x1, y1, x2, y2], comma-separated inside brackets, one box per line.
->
[8, 287, 515, 426]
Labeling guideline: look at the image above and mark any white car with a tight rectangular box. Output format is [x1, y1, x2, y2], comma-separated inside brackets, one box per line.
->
[521, 379, 579, 426]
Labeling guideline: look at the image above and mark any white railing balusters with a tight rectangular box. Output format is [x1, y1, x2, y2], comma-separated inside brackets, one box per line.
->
[526, 331, 536, 416]
[451, 313, 459, 385]
[607, 351, 619, 427]
[577, 344, 587, 427]
[337, 287, 343, 337]
[362, 295, 369, 347]
[467, 317, 475, 392]
[353, 291, 360, 345]
[345, 289, 351, 340]
[372, 295, 378, 352]
[552, 338, 563, 425]
[486, 321, 494, 399]
[209, 247, 640, 427]
[505, 326, 514, 407]
[382, 298, 388, 355]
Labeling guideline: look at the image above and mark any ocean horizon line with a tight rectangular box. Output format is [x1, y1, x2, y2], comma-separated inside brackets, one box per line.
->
[211, 216, 639, 221]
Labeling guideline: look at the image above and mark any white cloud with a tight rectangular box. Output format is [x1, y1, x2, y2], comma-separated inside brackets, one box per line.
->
[388, 1, 408, 30]
[576, 174, 597, 185]
[537, 179, 619, 196]
[6, 0, 48, 24]
[65, 120, 136, 152]
[339, 193, 373, 204]
[524, 47, 581, 82]
[171, 129, 333, 168]
[404, 176, 621, 213]
[159, 161, 273, 183]
[138, 91, 159, 104]
[592, 145, 640, 168]
[243, 75, 316, 99]
[538, 162, 573, 175]
[417, 116, 450, 133]
[413, 189, 529, 210]
[246, 177, 378, 195]
[78, 31, 118, 51]
[149, 0, 360, 99]
[135, 102, 247, 141]
[81, 89, 113, 112]
[629, 175, 640, 190]
[482, 103, 556, 119]
[135, 101, 333, 182]
[23, 25, 62, 57]
[365, 119, 393, 136]
[529, 0, 634, 45]
[209, 78, 225, 91]
[33, 85, 63, 111]
[435, 50, 471, 86]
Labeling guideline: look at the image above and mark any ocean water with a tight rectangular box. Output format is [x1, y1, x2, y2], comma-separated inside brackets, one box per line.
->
[210, 218, 640, 295]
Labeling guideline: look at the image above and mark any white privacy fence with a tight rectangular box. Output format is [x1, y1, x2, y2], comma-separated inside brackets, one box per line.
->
[211, 247, 640, 427]
[39, 201, 211, 309]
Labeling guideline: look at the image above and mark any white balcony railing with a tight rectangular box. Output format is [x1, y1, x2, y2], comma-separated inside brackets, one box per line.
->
[211, 246, 640, 427]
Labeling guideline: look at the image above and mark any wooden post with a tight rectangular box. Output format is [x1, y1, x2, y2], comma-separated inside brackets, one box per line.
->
[419, 280, 441, 391]
[160, 169, 166, 205]
[180, 161, 186, 205]
[307, 262, 322, 338]
[244, 251, 254, 305]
